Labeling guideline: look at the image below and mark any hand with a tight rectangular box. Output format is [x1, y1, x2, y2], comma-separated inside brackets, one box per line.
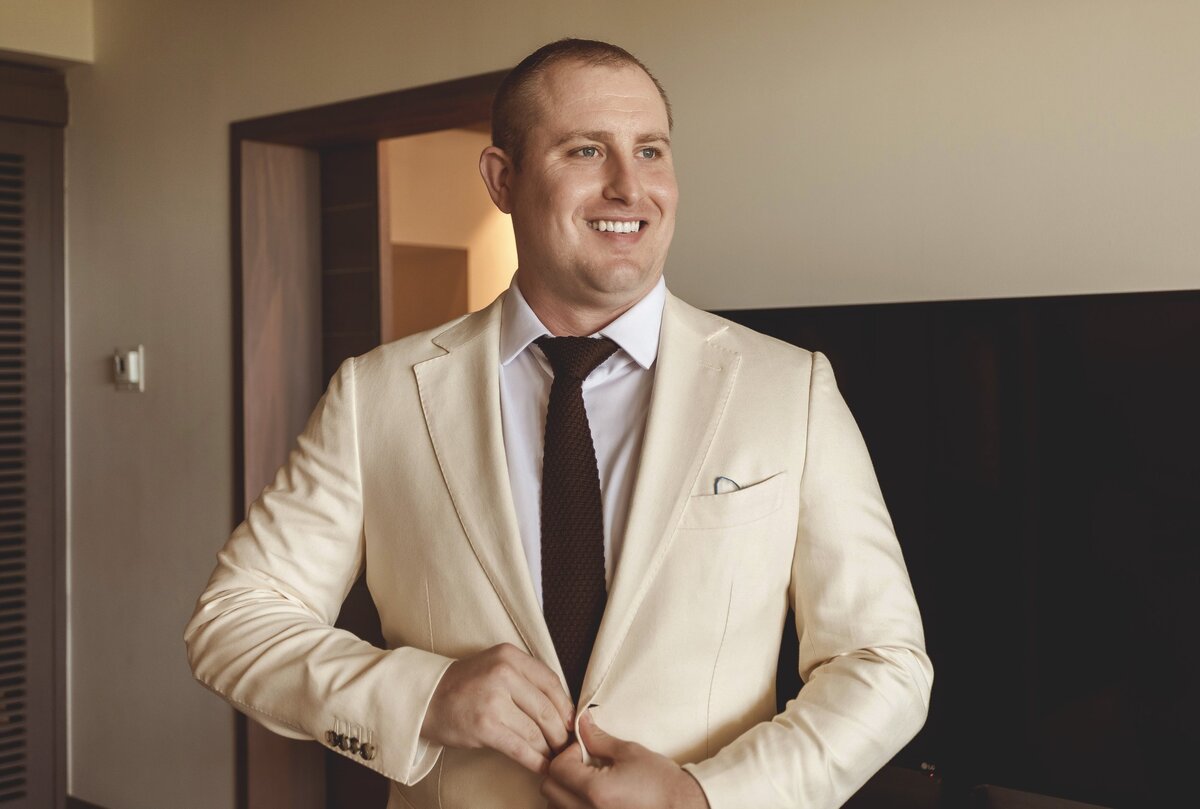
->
[420, 643, 574, 775]
[541, 709, 711, 809]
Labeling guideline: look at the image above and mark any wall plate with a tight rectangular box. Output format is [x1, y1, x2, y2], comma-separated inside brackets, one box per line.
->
[113, 345, 145, 392]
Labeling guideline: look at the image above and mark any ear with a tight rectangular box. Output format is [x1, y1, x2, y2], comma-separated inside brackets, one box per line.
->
[479, 145, 515, 213]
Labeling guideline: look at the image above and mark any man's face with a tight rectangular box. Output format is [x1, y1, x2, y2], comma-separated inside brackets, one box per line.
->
[491, 61, 678, 319]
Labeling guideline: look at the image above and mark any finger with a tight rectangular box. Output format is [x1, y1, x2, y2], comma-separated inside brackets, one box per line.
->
[508, 650, 576, 727]
[546, 741, 596, 796]
[481, 645, 567, 751]
[499, 703, 552, 758]
[541, 766, 591, 809]
[577, 709, 623, 761]
[484, 722, 549, 775]
[508, 673, 571, 751]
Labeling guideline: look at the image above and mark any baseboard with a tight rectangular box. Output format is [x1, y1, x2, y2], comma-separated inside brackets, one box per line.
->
[67, 797, 113, 809]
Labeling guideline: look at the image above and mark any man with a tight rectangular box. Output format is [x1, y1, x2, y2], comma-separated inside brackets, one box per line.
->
[186, 39, 932, 809]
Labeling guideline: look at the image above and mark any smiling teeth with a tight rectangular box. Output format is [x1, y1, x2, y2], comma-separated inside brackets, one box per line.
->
[589, 220, 641, 233]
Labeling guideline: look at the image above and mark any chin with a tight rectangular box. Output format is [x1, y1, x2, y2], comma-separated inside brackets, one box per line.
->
[587, 275, 656, 304]
[591, 262, 660, 292]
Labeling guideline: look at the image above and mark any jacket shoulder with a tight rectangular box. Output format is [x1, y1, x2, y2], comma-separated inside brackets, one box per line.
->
[669, 295, 816, 371]
[348, 305, 486, 380]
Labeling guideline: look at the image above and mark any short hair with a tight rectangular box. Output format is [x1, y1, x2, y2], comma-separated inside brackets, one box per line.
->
[491, 38, 673, 169]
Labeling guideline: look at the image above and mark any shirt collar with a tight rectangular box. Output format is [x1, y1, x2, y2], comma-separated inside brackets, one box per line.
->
[500, 275, 666, 370]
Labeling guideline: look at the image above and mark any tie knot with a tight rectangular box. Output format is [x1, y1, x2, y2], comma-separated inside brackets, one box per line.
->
[536, 336, 619, 382]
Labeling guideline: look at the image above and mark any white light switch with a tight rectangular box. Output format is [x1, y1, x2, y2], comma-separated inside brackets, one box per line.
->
[114, 345, 145, 392]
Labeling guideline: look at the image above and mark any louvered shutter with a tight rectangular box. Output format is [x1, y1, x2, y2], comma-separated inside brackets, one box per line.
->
[0, 121, 60, 807]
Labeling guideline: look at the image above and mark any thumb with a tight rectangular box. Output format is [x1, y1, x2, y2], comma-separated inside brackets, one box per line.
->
[578, 707, 623, 761]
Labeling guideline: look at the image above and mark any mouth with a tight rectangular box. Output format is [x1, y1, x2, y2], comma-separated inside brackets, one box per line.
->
[587, 218, 647, 234]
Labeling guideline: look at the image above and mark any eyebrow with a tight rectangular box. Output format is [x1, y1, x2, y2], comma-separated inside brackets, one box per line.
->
[550, 130, 672, 149]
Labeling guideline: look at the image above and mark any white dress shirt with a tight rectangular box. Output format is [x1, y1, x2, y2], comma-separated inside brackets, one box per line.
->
[499, 277, 666, 609]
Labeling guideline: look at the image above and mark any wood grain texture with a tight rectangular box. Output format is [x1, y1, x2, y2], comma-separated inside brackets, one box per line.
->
[240, 141, 323, 505]
[239, 140, 325, 809]
[319, 143, 381, 385]
[231, 70, 504, 148]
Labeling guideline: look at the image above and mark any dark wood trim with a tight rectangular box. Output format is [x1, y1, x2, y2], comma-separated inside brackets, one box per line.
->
[229, 129, 249, 809]
[0, 62, 68, 126]
[230, 69, 506, 148]
[49, 122, 68, 809]
[318, 142, 382, 383]
[229, 131, 246, 547]
[66, 796, 113, 809]
[234, 712, 248, 809]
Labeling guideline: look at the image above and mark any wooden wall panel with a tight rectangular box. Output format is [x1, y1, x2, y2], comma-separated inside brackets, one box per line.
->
[315, 141, 389, 809]
[319, 144, 380, 384]
[239, 140, 324, 809]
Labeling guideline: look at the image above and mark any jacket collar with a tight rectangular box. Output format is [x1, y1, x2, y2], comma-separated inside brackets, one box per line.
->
[416, 292, 741, 697]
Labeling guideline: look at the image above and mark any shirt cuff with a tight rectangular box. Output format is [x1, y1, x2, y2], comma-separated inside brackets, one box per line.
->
[390, 646, 455, 783]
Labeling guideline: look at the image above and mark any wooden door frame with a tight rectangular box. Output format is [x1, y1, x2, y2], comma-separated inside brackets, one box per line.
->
[228, 68, 507, 809]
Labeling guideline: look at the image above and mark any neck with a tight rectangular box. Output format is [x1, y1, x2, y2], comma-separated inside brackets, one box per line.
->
[533, 301, 636, 337]
[517, 275, 657, 337]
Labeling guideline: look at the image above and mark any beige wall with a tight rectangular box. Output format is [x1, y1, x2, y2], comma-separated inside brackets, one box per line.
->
[64, 1, 1200, 808]
[385, 129, 517, 313]
[0, 0, 93, 65]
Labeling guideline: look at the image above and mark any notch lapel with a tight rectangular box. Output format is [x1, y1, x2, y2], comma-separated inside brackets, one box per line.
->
[582, 295, 740, 700]
[414, 298, 560, 676]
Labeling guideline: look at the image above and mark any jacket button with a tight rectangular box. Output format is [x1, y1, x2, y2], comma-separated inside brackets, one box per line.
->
[359, 743, 376, 761]
[325, 731, 339, 746]
[339, 735, 353, 751]
[347, 737, 360, 754]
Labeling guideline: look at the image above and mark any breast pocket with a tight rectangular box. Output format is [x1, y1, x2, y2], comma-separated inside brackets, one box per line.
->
[678, 471, 789, 531]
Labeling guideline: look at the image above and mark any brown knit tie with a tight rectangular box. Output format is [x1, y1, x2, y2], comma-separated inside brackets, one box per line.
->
[536, 335, 620, 703]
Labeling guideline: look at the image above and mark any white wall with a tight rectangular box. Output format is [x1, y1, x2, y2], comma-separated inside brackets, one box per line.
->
[668, 1, 1200, 308]
[385, 129, 517, 312]
[64, 2, 1200, 808]
[0, 0, 93, 65]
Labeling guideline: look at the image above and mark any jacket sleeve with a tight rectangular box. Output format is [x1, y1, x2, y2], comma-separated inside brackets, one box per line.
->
[184, 357, 454, 785]
[684, 351, 934, 808]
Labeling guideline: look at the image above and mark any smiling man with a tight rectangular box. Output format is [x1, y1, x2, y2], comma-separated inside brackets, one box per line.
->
[480, 50, 677, 338]
[186, 39, 932, 809]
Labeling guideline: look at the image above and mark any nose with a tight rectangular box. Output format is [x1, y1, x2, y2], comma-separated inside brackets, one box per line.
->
[602, 153, 643, 205]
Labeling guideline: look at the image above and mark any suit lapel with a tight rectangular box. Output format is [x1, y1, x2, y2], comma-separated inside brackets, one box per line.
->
[414, 297, 561, 675]
[583, 295, 740, 701]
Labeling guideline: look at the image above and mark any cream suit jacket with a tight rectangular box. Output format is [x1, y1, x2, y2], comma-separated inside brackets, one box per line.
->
[185, 291, 933, 809]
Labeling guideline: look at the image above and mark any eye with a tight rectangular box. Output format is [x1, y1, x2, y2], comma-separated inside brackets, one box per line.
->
[639, 147, 660, 159]
[576, 146, 600, 158]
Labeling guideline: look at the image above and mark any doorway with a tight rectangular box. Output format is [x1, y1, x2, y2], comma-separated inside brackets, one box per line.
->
[379, 126, 516, 343]
[231, 69, 508, 809]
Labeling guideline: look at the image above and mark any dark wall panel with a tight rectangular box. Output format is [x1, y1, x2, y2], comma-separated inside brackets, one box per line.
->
[721, 290, 1200, 808]
[319, 144, 381, 384]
